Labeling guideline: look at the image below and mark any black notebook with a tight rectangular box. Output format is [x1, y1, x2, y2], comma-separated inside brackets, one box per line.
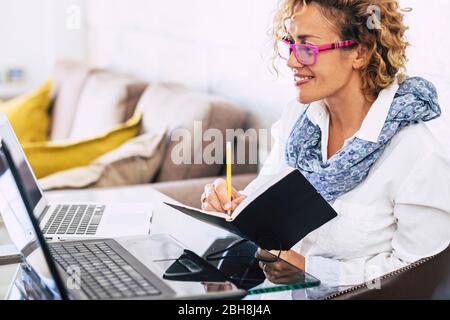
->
[165, 169, 337, 250]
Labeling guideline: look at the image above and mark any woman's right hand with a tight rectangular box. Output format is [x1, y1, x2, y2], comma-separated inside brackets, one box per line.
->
[201, 178, 247, 215]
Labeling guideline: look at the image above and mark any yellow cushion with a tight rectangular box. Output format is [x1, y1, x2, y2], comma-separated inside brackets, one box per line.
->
[23, 112, 142, 178]
[0, 80, 52, 143]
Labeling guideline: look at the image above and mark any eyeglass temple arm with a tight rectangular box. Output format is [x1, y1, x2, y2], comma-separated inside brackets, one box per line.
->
[317, 40, 356, 52]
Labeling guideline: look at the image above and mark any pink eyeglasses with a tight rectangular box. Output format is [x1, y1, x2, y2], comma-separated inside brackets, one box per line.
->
[278, 37, 357, 66]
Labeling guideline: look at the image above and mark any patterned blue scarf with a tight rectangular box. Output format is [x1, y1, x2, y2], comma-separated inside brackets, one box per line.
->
[285, 77, 441, 203]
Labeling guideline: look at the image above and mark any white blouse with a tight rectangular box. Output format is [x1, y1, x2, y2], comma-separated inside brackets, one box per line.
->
[243, 82, 450, 287]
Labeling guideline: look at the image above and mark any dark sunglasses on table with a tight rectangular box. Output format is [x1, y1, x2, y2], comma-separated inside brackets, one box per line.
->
[278, 37, 358, 66]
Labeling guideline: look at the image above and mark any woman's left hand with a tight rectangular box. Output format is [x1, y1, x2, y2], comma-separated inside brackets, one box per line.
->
[258, 250, 306, 285]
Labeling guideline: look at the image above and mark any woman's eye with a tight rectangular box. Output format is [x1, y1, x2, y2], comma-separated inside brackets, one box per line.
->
[283, 36, 295, 44]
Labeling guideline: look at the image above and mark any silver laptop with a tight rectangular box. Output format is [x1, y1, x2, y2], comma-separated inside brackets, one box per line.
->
[0, 113, 152, 240]
[0, 139, 246, 300]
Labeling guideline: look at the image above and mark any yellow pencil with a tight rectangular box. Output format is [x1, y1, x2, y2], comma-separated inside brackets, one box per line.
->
[226, 141, 232, 214]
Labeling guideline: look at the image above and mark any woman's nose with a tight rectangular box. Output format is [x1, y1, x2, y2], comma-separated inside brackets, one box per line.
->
[287, 51, 304, 69]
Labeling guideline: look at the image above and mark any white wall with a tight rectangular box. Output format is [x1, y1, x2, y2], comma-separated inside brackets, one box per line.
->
[84, 0, 294, 129]
[50, 0, 88, 63]
[0, 0, 87, 90]
[0, 0, 54, 89]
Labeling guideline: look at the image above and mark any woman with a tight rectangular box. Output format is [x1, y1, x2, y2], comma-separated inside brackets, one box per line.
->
[201, 0, 450, 288]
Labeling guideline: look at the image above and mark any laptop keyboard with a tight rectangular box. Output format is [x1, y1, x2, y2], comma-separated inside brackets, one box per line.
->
[50, 241, 161, 299]
[42, 205, 105, 236]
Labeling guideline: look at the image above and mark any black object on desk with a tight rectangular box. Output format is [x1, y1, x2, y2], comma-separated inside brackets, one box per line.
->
[162, 240, 268, 291]
[163, 249, 229, 283]
[207, 238, 267, 290]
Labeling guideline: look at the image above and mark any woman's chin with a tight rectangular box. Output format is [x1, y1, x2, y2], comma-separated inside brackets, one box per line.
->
[297, 88, 322, 105]
[297, 93, 314, 105]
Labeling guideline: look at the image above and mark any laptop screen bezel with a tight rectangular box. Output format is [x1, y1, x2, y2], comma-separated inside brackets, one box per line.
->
[0, 139, 69, 300]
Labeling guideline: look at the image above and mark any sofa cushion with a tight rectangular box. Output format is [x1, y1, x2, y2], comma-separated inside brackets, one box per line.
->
[136, 83, 246, 182]
[50, 60, 91, 141]
[23, 112, 142, 178]
[68, 69, 148, 140]
[0, 80, 52, 143]
[39, 132, 165, 190]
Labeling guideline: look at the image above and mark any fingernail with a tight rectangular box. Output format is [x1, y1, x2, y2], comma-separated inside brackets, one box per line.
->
[224, 203, 231, 210]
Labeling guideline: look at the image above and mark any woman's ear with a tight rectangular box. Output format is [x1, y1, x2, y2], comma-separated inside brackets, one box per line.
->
[352, 45, 370, 70]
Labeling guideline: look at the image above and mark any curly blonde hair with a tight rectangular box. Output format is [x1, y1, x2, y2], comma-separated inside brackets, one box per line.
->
[273, 0, 410, 98]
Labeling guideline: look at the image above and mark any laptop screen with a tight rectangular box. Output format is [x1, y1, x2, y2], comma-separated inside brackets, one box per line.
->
[0, 115, 43, 210]
[0, 142, 64, 299]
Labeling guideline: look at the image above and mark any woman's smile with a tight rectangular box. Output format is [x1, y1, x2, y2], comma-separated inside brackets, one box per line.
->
[294, 74, 315, 87]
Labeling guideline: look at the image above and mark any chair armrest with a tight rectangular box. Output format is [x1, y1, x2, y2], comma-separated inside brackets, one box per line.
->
[152, 173, 257, 208]
[324, 246, 450, 300]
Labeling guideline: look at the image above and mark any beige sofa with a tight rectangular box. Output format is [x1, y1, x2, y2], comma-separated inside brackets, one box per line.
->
[44, 61, 257, 208]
